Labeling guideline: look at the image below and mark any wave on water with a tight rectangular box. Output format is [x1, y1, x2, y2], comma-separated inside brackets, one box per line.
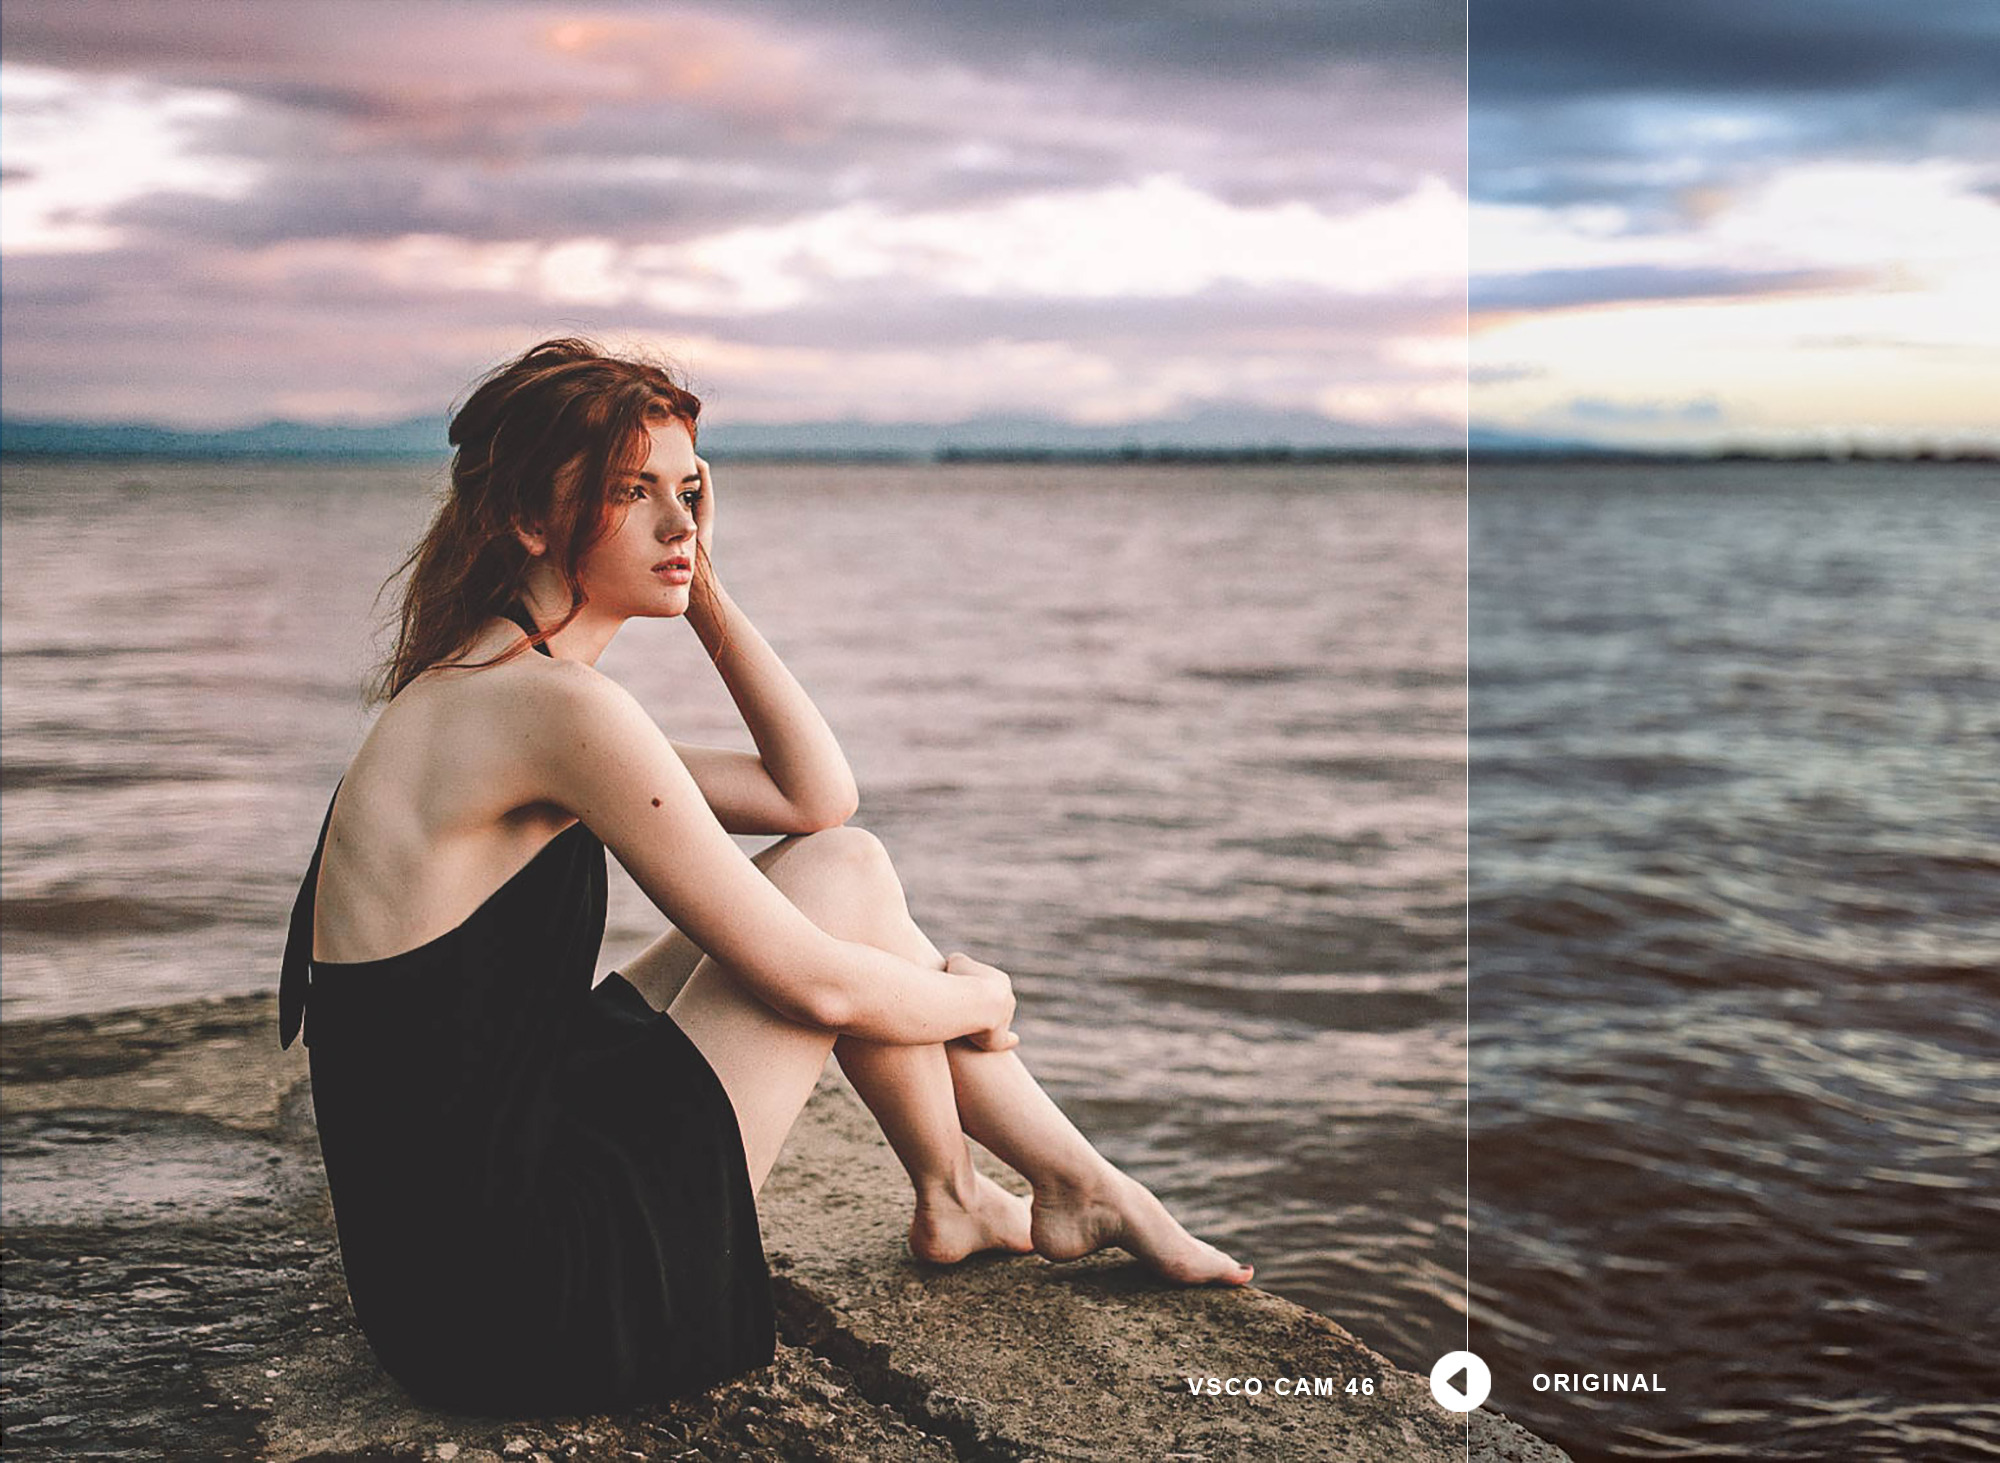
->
[1472, 465, 2000, 1462]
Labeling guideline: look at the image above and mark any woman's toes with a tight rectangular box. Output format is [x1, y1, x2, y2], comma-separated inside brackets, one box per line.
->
[1034, 1170, 1254, 1287]
[1168, 1242, 1255, 1287]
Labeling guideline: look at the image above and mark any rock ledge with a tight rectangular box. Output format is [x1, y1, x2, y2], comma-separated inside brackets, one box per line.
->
[2, 993, 1565, 1461]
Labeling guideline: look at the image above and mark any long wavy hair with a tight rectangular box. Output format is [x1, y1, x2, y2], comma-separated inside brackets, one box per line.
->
[371, 338, 703, 702]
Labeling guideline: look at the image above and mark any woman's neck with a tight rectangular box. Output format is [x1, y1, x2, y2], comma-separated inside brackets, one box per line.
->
[516, 577, 623, 665]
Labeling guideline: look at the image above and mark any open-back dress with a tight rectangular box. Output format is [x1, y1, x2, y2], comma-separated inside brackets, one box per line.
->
[277, 612, 774, 1415]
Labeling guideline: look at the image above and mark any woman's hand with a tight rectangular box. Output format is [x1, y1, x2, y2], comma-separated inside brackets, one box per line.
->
[692, 455, 717, 563]
[945, 951, 1018, 1051]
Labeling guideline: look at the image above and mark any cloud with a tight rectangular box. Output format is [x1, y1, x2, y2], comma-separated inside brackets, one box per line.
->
[1468, 363, 1542, 385]
[1472, 263, 1873, 315]
[1467, 0, 2000, 446]
[1470, 0, 2000, 217]
[101, 155, 817, 248]
[0, 66, 262, 252]
[1472, 0, 2000, 104]
[3, 0, 1466, 249]
[4, 0, 1464, 86]
[0, 236, 1464, 429]
[1565, 396, 1721, 425]
[752, 0, 1464, 73]
[0, 1, 1462, 433]
[6, 1, 1461, 229]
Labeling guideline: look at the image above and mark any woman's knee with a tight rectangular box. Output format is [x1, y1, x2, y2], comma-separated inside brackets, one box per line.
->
[760, 825, 916, 946]
[770, 824, 901, 896]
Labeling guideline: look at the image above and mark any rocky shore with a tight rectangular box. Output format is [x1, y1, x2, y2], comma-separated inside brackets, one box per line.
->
[2, 994, 1565, 1461]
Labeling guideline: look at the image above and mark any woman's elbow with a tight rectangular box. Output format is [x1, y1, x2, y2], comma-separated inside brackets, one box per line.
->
[790, 789, 859, 832]
[788, 979, 855, 1032]
[747, 946, 860, 1030]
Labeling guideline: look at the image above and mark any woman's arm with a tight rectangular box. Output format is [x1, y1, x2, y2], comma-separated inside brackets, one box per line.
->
[527, 662, 1010, 1047]
[676, 581, 859, 834]
[677, 457, 859, 835]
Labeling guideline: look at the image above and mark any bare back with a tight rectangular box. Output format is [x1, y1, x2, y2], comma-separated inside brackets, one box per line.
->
[312, 618, 582, 965]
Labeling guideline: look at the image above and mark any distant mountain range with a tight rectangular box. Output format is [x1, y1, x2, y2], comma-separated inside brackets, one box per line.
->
[1, 416, 450, 457]
[1, 407, 1458, 459]
[1466, 425, 1600, 454]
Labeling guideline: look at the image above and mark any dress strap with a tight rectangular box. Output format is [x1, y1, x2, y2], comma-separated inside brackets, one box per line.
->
[278, 780, 342, 1050]
[504, 601, 554, 657]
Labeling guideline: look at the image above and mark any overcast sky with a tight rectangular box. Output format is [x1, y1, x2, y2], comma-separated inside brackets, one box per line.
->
[1471, 0, 2000, 449]
[1, 0, 1466, 440]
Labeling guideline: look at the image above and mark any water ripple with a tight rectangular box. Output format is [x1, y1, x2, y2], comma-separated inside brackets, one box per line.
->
[1472, 464, 2000, 1461]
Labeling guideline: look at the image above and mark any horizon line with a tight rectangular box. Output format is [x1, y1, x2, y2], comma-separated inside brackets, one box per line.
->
[5, 444, 1997, 466]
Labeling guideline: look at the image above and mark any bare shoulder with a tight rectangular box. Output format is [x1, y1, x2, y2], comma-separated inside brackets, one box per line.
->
[348, 640, 644, 823]
[409, 637, 621, 723]
[413, 647, 669, 800]
[495, 650, 650, 737]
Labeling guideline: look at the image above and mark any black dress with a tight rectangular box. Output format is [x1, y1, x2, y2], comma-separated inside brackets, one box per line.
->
[277, 621, 774, 1416]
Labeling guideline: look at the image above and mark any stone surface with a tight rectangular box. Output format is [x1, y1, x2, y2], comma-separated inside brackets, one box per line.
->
[0, 993, 1567, 1461]
[760, 1078, 1561, 1462]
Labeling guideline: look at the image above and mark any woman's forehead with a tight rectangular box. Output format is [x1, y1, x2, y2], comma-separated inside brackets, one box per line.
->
[634, 417, 696, 477]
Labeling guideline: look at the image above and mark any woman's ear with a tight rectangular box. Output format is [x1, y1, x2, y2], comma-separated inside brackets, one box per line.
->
[514, 521, 548, 557]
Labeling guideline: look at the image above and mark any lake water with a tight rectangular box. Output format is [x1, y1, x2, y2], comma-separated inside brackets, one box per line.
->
[1471, 463, 2000, 1461]
[0, 456, 1468, 1374]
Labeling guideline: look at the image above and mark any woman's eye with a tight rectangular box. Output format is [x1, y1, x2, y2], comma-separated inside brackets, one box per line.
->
[624, 483, 648, 500]
[679, 489, 703, 508]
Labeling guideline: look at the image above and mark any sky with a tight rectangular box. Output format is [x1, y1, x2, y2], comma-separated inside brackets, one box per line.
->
[1470, 0, 2000, 450]
[0, 0, 1467, 443]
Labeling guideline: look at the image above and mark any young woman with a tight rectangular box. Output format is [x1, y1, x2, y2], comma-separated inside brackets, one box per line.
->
[279, 338, 1250, 1417]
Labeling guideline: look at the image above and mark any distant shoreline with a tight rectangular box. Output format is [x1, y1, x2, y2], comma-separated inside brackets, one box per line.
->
[0, 445, 1458, 466]
[1469, 448, 1999, 466]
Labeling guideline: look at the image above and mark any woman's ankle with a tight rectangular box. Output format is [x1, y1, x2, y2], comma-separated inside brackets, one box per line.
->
[1026, 1151, 1123, 1208]
[912, 1152, 982, 1211]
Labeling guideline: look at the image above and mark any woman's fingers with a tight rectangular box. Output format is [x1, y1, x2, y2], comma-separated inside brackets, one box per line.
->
[692, 454, 718, 559]
[944, 952, 1017, 1050]
[955, 1026, 1020, 1053]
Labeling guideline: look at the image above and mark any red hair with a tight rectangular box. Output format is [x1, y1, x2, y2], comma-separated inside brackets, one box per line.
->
[372, 338, 703, 701]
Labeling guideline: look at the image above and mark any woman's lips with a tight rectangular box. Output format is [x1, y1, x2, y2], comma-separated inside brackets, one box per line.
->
[653, 560, 692, 584]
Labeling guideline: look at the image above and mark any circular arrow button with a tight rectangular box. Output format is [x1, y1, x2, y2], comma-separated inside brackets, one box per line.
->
[1429, 1350, 1492, 1412]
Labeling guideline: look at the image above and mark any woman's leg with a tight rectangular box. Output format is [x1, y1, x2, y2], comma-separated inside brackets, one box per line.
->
[642, 936, 834, 1197]
[937, 1044, 1253, 1284]
[622, 827, 1250, 1283]
[622, 829, 1028, 1250]
[817, 848, 1252, 1285]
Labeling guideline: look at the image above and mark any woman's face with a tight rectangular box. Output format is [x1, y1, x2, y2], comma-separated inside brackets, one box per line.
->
[578, 416, 702, 620]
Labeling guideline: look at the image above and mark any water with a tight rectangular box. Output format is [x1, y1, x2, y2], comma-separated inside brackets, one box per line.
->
[1, 456, 1467, 1373]
[1471, 464, 2000, 1461]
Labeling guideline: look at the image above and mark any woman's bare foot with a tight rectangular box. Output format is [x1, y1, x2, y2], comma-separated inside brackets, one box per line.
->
[1030, 1167, 1253, 1286]
[909, 1170, 1036, 1264]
